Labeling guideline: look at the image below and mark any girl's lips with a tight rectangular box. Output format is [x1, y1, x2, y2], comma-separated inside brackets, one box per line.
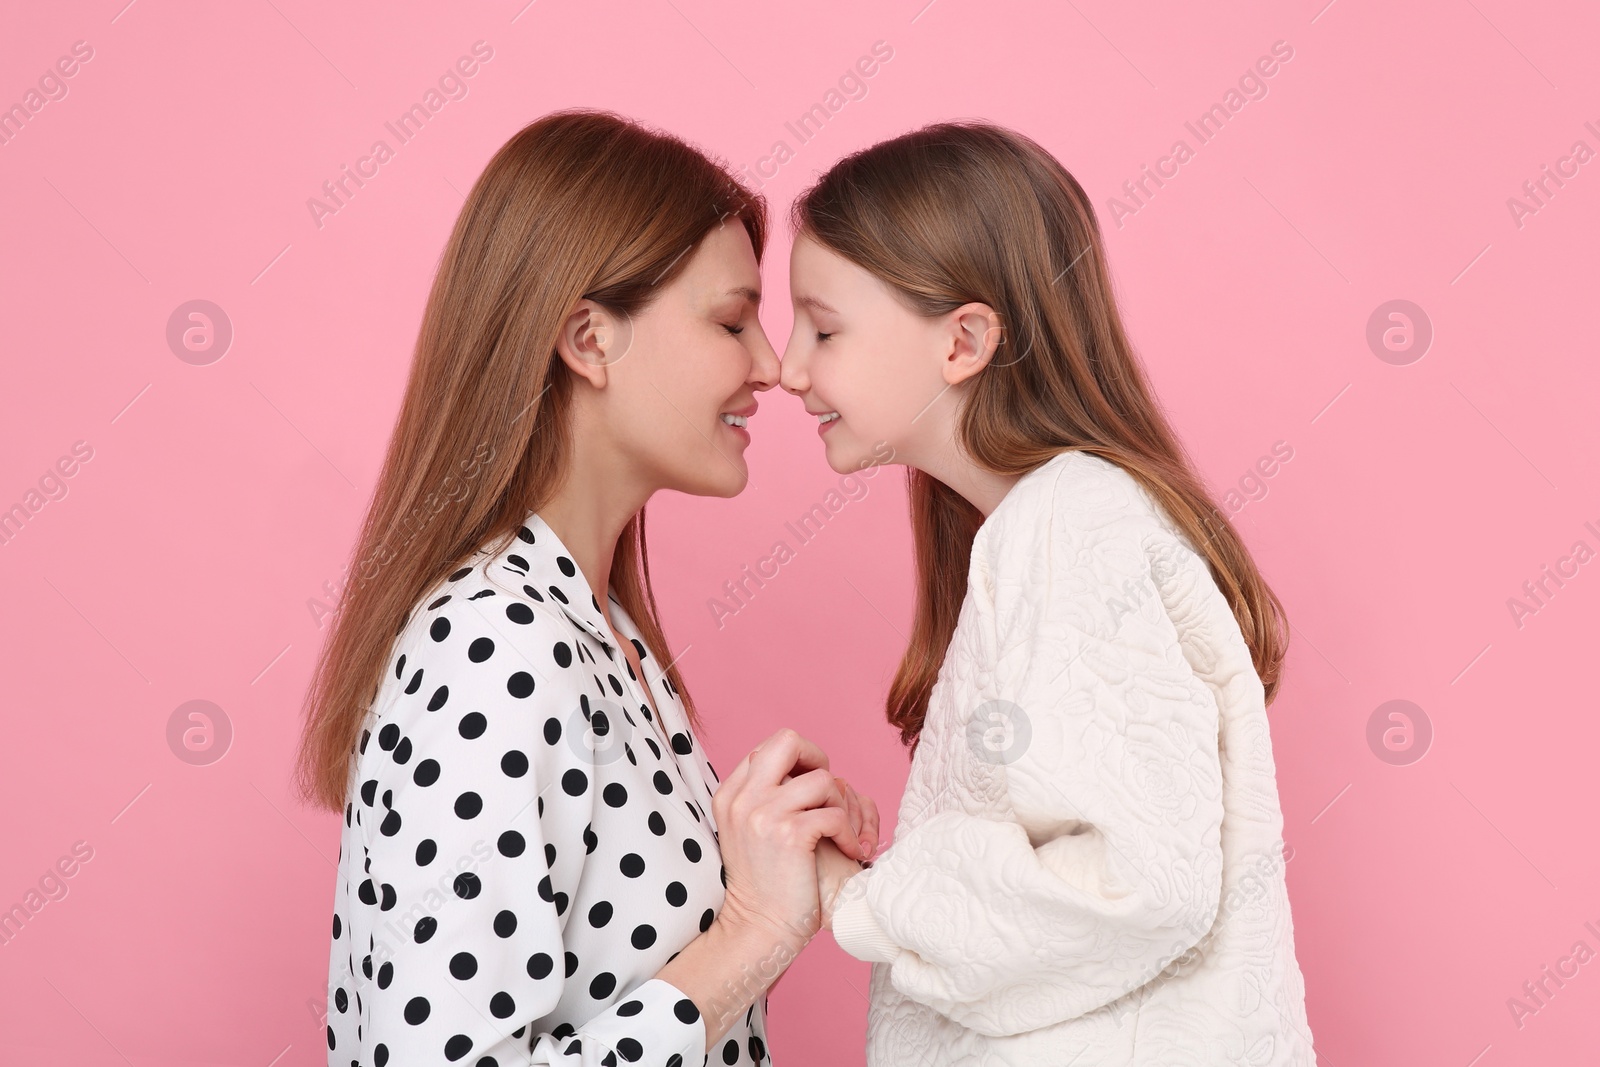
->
[818, 415, 840, 437]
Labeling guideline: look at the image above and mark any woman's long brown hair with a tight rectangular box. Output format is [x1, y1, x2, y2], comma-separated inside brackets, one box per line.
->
[792, 120, 1289, 750]
[294, 109, 766, 811]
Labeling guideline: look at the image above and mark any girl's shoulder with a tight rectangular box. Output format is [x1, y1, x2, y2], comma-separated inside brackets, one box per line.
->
[974, 452, 1221, 656]
[981, 449, 1173, 555]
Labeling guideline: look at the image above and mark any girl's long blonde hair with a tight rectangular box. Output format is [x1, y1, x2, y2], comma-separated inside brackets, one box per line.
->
[294, 109, 766, 811]
[791, 120, 1289, 749]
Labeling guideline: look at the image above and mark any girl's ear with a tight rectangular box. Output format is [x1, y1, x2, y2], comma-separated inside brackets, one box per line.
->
[554, 299, 634, 387]
[941, 302, 1004, 386]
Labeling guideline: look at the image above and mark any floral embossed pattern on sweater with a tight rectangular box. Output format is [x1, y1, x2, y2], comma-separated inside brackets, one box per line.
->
[829, 449, 1316, 1066]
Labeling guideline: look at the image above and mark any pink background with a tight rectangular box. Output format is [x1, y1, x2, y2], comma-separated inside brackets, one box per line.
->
[2, 0, 1597, 1063]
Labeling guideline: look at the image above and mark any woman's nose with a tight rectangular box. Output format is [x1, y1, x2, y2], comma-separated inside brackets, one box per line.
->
[745, 318, 781, 390]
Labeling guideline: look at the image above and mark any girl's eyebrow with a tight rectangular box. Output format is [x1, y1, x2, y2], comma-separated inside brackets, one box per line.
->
[795, 294, 838, 314]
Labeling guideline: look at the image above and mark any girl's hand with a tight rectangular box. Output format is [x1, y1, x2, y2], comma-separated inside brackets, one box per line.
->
[711, 729, 861, 951]
[815, 837, 865, 931]
[833, 775, 880, 861]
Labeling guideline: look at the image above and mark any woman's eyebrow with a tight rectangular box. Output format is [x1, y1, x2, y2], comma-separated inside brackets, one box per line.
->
[725, 286, 761, 304]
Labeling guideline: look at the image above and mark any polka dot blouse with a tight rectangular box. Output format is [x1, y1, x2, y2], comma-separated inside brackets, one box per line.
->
[325, 512, 773, 1067]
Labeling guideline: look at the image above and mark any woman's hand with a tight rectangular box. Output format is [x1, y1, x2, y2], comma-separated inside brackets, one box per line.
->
[764, 775, 877, 996]
[815, 837, 865, 931]
[667, 729, 882, 1033]
[710, 729, 862, 953]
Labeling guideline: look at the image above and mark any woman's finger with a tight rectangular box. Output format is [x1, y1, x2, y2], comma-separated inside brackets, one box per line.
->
[793, 805, 864, 861]
[770, 766, 845, 815]
[714, 751, 755, 816]
[747, 728, 831, 785]
[720, 744, 758, 794]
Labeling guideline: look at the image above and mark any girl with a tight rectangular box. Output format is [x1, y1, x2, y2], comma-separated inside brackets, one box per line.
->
[295, 109, 879, 1067]
[780, 121, 1317, 1065]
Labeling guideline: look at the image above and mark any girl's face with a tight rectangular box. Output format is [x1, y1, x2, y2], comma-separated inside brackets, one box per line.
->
[779, 234, 957, 475]
[565, 220, 779, 498]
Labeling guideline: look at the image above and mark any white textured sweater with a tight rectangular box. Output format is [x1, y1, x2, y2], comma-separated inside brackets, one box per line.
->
[829, 449, 1316, 1065]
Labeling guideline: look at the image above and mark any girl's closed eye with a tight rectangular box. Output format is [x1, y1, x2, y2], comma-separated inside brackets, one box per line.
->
[722, 322, 745, 335]
[816, 331, 833, 342]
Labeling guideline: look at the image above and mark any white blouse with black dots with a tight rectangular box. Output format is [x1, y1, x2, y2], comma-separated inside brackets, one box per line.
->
[325, 511, 774, 1067]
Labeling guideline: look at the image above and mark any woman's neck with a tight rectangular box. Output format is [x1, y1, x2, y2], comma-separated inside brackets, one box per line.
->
[536, 443, 653, 615]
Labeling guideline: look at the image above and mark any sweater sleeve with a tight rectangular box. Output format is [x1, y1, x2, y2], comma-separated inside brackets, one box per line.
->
[830, 476, 1226, 1037]
[349, 594, 706, 1067]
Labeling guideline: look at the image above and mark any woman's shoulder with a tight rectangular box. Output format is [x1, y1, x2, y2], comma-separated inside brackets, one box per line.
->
[391, 519, 606, 678]
[349, 558, 608, 821]
[393, 529, 567, 643]
[367, 541, 600, 755]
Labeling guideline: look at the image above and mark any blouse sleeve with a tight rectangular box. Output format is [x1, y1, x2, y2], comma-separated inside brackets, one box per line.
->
[350, 592, 707, 1067]
[829, 475, 1227, 1037]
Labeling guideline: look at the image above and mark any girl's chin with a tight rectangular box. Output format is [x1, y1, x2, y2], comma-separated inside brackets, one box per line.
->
[821, 447, 861, 477]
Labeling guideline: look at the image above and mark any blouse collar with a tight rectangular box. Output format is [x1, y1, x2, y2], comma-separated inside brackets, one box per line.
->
[480, 510, 716, 827]
[484, 511, 620, 651]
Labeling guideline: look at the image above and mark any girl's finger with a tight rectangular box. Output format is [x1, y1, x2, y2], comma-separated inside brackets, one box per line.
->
[836, 777, 863, 838]
[858, 792, 881, 856]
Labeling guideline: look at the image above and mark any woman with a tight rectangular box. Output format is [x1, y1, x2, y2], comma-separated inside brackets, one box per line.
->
[295, 109, 879, 1067]
[783, 122, 1317, 1064]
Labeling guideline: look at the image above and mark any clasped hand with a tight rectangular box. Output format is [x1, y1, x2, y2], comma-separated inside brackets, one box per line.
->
[709, 728, 880, 954]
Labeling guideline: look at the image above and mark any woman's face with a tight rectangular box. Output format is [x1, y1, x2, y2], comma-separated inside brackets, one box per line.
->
[578, 220, 779, 498]
[779, 234, 953, 475]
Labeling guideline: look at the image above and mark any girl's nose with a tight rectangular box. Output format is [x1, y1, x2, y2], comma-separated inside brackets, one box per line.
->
[778, 342, 808, 395]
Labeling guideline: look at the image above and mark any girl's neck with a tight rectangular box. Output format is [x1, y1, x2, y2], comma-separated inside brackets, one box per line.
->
[908, 438, 1022, 518]
[943, 464, 1023, 518]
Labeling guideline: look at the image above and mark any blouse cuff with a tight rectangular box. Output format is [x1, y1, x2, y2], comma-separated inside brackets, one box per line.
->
[580, 977, 706, 1066]
[829, 871, 901, 964]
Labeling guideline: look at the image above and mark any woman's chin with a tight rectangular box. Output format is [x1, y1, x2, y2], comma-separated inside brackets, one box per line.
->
[681, 458, 750, 498]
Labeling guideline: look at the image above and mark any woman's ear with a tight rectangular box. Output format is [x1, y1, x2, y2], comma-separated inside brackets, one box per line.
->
[554, 299, 633, 387]
[941, 302, 1004, 386]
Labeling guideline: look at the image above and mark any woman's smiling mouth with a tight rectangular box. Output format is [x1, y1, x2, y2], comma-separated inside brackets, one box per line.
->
[719, 402, 756, 444]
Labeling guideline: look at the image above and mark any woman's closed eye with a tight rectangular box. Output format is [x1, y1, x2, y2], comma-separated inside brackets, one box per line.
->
[721, 322, 745, 336]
